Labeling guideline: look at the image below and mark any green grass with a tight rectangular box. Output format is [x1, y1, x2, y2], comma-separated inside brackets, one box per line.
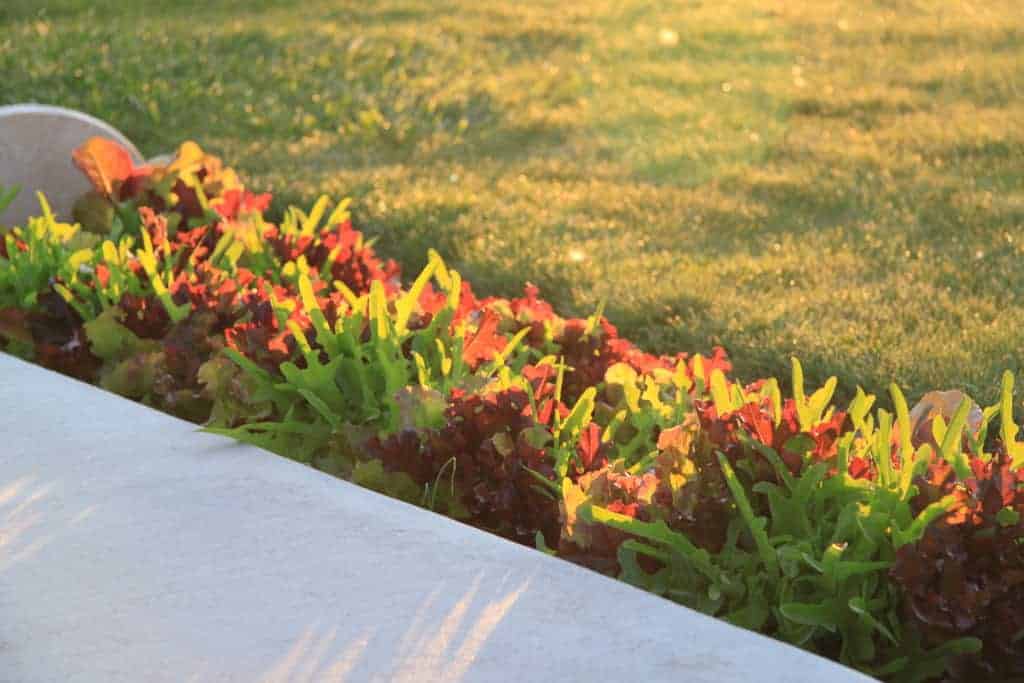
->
[3, 0, 1023, 406]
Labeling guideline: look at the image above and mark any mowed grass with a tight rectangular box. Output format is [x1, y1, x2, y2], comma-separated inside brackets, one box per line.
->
[2, 0, 1023, 406]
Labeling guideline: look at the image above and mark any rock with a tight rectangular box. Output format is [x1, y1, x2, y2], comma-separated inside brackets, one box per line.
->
[0, 104, 143, 228]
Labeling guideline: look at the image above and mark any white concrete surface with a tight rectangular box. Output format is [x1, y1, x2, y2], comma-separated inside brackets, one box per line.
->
[0, 353, 874, 683]
[0, 104, 144, 228]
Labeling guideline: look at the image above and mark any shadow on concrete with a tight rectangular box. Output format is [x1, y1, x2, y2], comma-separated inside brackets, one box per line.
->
[256, 571, 531, 682]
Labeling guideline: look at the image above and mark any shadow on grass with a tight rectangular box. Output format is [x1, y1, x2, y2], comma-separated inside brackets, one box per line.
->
[482, 26, 584, 63]
[0, 0, 297, 24]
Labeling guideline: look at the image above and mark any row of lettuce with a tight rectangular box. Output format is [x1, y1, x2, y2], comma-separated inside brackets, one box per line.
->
[2, 138, 1022, 681]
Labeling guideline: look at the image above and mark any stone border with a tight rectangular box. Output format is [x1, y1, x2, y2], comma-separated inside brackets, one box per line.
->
[0, 353, 873, 683]
[0, 104, 144, 228]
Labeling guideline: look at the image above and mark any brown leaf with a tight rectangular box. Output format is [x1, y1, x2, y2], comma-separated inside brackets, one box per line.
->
[657, 421, 695, 455]
[909, 390, 983, 447]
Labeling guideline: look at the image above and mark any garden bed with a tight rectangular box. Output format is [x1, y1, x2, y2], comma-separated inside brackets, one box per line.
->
[2, 138, 1021, 681]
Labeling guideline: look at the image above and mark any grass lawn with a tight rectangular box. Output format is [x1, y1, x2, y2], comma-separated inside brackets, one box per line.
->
[2, 0, 1023, 406]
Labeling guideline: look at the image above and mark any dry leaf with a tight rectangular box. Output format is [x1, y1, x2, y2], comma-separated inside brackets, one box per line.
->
[71, 137, 135, 197]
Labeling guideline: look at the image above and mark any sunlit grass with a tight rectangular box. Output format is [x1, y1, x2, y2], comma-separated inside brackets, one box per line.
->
[2, 0, 1022, 405]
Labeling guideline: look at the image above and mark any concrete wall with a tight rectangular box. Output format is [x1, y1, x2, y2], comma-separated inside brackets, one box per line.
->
[0, 104, 143, 228]
[0, 353, 873, 682]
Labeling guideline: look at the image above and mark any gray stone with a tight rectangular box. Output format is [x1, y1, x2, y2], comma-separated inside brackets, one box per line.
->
[0, 104, 143, 228]
[0, 353, 873, 683]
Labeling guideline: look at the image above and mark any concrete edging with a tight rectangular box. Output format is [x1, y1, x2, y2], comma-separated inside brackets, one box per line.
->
[0, 353, 874, 683]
